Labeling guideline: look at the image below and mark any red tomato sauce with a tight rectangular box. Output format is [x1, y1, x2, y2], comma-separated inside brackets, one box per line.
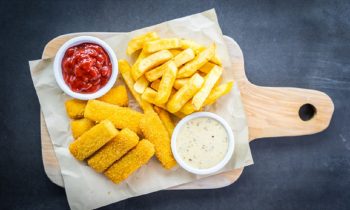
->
[62, 43, 112, 93]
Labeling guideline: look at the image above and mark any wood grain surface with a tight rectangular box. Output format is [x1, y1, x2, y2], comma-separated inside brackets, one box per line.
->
[40, 33, 334, 189]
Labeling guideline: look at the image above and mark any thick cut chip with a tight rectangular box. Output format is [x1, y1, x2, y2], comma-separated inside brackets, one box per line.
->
[154, 106, 174, 137]
[166, 73, 204, 113]
[172, 48, 195, 67]
[204, 81, 234, 106]
[145, 49, 195, 82]
[133, 76, 149, 94]
[127, 32, 158, 55]
[119, 60, 154, 113]
[198, 62, 216, 74]
[98, 85, 128, 106]
[177, 44, 216, 78]
[65, 99, 87, 119]
[132, 50, 173, 80]
[173, 78, 190, 90]
[169, 49, 182, 56]
[70, 118, 94, 139]
[210, 54, 222, 66]
[88, 128, 139, 172]
[141, 88, 167, 109]
[104, 139, 155, 184]
[69, 120, 118, 161]
[155, 61, 177, 104]
[144, 38, 181, 53]
[180, 81, 234, 114]
[150, 79, 161, 90]
[139, 112, 176, 169]
[192, 65, 223, 110]
[180, 39, 205, 54]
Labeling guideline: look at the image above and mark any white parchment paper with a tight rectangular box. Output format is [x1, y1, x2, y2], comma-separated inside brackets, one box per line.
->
[29, 9, 253, 210]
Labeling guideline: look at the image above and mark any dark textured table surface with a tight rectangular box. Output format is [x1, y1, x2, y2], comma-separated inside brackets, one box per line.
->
[1, 0, 349, 209]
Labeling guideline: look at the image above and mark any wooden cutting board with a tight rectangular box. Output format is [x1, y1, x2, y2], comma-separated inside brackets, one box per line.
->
[40, 33, 334, 189]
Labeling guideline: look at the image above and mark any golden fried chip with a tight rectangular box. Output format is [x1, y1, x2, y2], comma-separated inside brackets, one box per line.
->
[173, 78, 190, 90]
[133, 76, 149, 94]
[144, 38, 181, 53]
[154, 106, 175, 137]
[127, 32, 158, 55]
[141, 87, 167, 109]
[177, 44, 216, 78]
[150, 79, 161, 90]
[166, 73, 204, 113]
[192, 65, 222, 110]
[119, 60, 154, 113]
[155, 61, 177, 104]
[132, 50, 173, 80]
[180, 39, 205, 54]
[198, 62, 216, 74]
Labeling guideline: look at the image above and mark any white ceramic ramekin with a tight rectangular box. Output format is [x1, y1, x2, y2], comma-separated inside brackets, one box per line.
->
[53, 36, 118, 100]
[171, 112, 235, 175]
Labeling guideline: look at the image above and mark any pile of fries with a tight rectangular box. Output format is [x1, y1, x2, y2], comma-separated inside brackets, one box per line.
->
[122, 32, 234, 117]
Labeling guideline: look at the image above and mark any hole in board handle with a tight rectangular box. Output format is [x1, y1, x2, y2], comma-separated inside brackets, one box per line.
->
[299, 103, 316, 121]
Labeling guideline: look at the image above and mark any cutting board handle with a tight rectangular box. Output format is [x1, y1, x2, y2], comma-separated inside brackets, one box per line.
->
[239, 82, 334, 141]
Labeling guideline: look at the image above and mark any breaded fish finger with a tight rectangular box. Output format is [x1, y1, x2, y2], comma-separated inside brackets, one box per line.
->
[139, 112, 176, 169]
[84, 100, 143, 134]
[65, 99, 87, 119]
[88, 128, 139, 172]
[104, 139, 155, 184]
[98, 85, 128, 106]
[70, 118, 94, 139]
[69, 120, 118, 161]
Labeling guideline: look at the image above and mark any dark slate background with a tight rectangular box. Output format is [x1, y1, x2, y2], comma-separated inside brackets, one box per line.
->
[1, 0, 349, 209]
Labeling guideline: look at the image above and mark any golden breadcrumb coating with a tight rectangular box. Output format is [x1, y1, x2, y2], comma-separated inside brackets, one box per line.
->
[70, 118, 94, 139]
[65, 99, 87, 119]
[104, 139, 155, 184]
[139, 112, 176, 169]
[69, 120, 118, 161]
[88, 128, 139, 172]
[98, 85, 128, 107]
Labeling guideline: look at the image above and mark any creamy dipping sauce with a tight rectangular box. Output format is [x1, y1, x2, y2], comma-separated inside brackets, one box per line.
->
[176, 117, 229, 169]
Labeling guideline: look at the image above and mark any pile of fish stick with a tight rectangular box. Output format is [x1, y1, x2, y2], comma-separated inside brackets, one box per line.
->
[65, 85, 175, 184]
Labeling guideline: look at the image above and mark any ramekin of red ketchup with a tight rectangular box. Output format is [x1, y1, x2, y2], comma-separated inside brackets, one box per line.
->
[54, 36, 118, 100]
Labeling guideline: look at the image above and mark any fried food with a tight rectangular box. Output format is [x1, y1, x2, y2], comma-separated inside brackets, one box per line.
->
[98, 85, 128, 106]
[192, 65, 222, 110]
[180, 81, 234, 114]
[70, 118, 94, 139]
[154, 106, 174, 137]
[203, 80, 234, 105]
[104, 139, 155, 184]
[173, 78, 190, 90]
[167, 73, 204, 113]
[144, 38, 181, 53]
[177, 44, 216, 78]
[65, 99, 87, 119]
[155, 61, 177, 104]
[180, 39, 205, 54]
[127, 32, 159, 55]
[133, 76, 149, 94]
[84, 100, 119, 122]
[141, 87, 167, 109]
[132, 50, 173, 80]
[119, 60, 154, 113]
[150, 79, 161, 90]
[84, 100, 143, 134]
[139, 112, 176, 169]
[88, 128, 139, 172]
[144, 49, 195, 82]
[69, 120, 118, 161]
[108, 107, 144, 135]
[198, 62, 216, 74]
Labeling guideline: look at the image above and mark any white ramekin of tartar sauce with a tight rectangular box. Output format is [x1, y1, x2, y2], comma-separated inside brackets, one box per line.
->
[171, 112, 234, 175]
